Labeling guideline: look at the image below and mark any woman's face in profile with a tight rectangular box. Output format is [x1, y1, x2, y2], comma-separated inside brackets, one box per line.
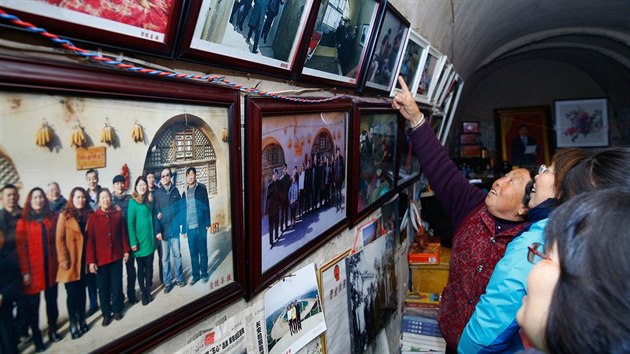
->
[517, 242, 561, 351]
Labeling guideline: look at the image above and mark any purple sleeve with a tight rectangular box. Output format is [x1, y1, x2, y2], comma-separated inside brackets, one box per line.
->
[409, 123, 486, 227]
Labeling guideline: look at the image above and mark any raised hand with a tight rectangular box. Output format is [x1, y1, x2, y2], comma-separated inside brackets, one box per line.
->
[392, 76, 425, 126]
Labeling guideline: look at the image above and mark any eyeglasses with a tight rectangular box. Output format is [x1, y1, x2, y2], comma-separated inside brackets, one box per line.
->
[527, 242, 550, 264]
[538, 164, 555, 175]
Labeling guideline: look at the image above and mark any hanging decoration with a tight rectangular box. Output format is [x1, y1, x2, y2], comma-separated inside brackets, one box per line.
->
[131, 121, 144, 143]
[287, 137, 292, 148]
[221, 126, 229, 142]
[70, 121, 87, 148]
[35, 119, 53, 147]
[100, 118, 115, 145]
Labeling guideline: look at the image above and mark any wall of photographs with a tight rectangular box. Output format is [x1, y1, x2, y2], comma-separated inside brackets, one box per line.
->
[0, 0, 462, 353]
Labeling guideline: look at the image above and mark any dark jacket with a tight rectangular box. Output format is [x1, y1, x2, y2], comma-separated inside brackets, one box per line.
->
[111, 193, 131, 219]
[86, 207, 130, 267]
[0, 247, 20, 319]
[0, 207, 21, 252]
[182, 183, 211, 233]
[153, 184, 184, 239]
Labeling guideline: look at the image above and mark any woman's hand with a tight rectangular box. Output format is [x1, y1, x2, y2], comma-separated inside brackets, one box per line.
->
[22, 273, 32, 287]
[60, 261, 70, 270]
[123, 252, 129, 263]
[89, 263, 98, 274]
[392, 76, 425, 127]
[131, 246, 138, 252]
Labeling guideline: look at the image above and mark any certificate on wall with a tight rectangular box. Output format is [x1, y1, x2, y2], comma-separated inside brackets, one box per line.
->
[318, 252, 351, 354]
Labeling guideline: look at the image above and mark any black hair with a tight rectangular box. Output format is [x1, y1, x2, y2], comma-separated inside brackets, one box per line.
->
[561, 147, 630, 200]
[544, 189, 630, 353]
[86, 168, 98, 177]
[0, 183, 17, 193]
[186, 167, 196, 175]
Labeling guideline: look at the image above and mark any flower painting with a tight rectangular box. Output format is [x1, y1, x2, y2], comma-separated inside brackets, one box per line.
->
[555, 98, 609, 147]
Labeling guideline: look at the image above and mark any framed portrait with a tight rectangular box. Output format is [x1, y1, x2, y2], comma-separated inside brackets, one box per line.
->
[436, 70, 457, 109]
[177, 0, 315, 78]
[0, 55, 245, 352]
[554, 98, 609, 147]
[295, 0, 384, 88]
[245, 96, 352, 295]
[0, 0, 185, 57]
[495, 106, 553, 167]
[317, 250, 351, 354]
[362, 2, 410, 93]
[415, 46, 446, 104]
[459, 133, 481, 145]
[351, 102, 399, 225]
[428, 113, 445, 139]
[346, 232, 398, 353]
[462, 121, 480, 133]
[397, 118, 422, 188]
[389, 30, 430, 98]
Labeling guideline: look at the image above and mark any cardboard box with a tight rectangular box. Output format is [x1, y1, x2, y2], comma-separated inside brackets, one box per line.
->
[410, 247, 451, 294]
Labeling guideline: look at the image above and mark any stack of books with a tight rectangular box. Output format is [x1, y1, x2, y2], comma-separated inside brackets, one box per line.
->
[405, 292, 441, 309]
[400, 307, 446, 353]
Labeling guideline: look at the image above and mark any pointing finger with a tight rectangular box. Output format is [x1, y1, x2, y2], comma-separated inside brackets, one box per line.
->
[397, 76, 411, 95]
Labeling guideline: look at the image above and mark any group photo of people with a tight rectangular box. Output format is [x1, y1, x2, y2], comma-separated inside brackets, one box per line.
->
[0, 165, 224, 353]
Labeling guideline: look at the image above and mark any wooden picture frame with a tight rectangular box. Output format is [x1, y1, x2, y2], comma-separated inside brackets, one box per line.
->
[554, 98, 609, 147]
[294, 0, 384, 88]
[177, 0, 315, 78]
[362, 2, 410, 93]
[0, 54, 245, 353]
[415, 46, 445, 104]
[317, 250, 352, 354]
[389, 30, 430, 98]
[244, 96, 352, 295]
[459, 133, 481, 145]
[496, 106, 553, 167]
[0, 1, 185, 57]
[351, 102, 399, 225]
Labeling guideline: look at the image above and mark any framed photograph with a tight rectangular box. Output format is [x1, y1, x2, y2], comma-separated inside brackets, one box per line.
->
[429, 113, 445, 139]
[178, 0, 315, 78]
[346, 232, 398, 353]
[462, 121, 480, 133]
[430, 61, 452, 105]
[397, 118, 422, 188]
[362, 2, 410, 93]
[0, 0, 185, 57]
[263, 263, 326, 354]
[389, 30, 430, 98]
[245, 96, 352, 295]
[351, 102, 399, 225]
[460, 144, 482, 158]
[441, 79, 465, 145]
[554, 98, 609, 147]
[415, 46, 446, 104]
[296, 0, 383, 88]
[317, 251, 351, 354]
[0, 55, 245, 352]
[437, 71, 458, 108]
[495, 106, 553, 167]
[459, 133, 481, 145]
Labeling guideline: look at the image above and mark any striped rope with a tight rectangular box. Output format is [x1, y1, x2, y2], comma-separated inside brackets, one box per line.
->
[0, 9, 349, 103]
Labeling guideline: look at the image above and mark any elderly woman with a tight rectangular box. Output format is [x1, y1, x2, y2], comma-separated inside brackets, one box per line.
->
[517, 189, 630, 353]
[15, 187, 60, 352]
[56, 187, 92, 339]
[86, 188, 130, 327]
[459, 148, 590, 353]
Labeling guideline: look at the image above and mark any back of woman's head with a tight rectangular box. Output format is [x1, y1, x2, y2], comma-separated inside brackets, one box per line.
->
[544, 189, 630, 354]
[560, 147, 630, 201]
[551, 148, 591, 204]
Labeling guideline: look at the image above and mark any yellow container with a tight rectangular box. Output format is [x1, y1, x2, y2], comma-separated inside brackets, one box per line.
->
[410, 247, 451, 294]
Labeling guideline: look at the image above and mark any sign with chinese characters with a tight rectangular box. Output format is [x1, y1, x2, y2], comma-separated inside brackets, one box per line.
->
[76, 146, 106, 170]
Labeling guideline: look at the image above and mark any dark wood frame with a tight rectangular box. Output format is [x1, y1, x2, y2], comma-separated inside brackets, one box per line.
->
[361, 2, 410, 93]
[0, 1, 186, 57]
[495, 106, 553, 166]
[293, 0, 385, 89]
[176, 0, 316, 79]
[0, 54, 245, 353]
[244, 96, 352, 296]
[350, 101, 400, 226]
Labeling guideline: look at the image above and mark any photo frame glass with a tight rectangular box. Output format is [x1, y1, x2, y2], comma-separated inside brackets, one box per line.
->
[357, 111, 398, 214]
[462, 121, 480, 133]
[317, 251, 351, 354]
[0, 75, 242, 353]
[390, 30, 428, 97]
[364, 5, 409, 92]
[554, 98, 609, 147]
[301, 0, 379, 85]
[186, 0, 314, 71]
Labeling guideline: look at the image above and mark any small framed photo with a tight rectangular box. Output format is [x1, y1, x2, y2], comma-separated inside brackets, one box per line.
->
[459, 133, 481, 145]
[460, 144, 482, 158]
[462, 121, 480, 133]
[430, 62, 452, 105]
[415, 47, 446, 104]
[554, 98, 609, 147]
[389, 30, 430, 98]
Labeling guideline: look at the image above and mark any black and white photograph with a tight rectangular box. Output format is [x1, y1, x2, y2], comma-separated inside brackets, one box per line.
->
[184, 0, 314, 73]
[346, 232, 398, 353]
[300, 0, 380, 85]
[364, 4, 409, 92]
[264, 263, 326, 354]
[259, 112, 347, 272]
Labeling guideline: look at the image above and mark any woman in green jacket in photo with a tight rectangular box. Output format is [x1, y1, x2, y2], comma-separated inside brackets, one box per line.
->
[127, 176, 156, 306]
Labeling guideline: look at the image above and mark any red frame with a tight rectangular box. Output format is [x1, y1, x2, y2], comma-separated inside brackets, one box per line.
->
[0, 2, 185, 57]
[0, 54, 245, 352]
[244, 96, 352, 296]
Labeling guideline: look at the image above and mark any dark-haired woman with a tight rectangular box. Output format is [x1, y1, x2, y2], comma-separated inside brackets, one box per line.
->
[517, 189, 630, 353]
[15, 187, 60, 352]
[128, 176, 156, 305]
[86, 189, 130, 326]
[56, 187, 91, 339]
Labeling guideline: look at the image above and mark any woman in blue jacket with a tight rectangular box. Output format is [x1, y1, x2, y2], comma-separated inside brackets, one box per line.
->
[459, 148, 589, 353]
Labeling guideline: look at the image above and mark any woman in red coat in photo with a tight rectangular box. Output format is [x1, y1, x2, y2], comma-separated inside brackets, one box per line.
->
[15, 187, 60, 352]
[86, 188, 130, 327]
